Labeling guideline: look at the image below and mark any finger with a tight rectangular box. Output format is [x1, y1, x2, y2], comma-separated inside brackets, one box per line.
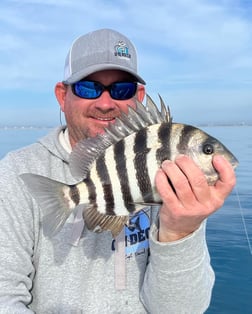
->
[160, 159, 198, 207]
[174, 155, 211, 204]
[212, 155, 237, 196]
[155, 165, 180, 206]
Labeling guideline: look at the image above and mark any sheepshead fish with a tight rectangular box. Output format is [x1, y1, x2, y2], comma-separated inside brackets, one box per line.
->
[20, 95, 238, 238]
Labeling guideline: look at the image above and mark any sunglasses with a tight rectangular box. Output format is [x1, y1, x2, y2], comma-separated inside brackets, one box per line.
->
[71, 80, 137, 100]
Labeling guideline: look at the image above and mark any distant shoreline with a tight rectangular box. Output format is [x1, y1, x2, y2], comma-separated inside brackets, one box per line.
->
[0, 126, 54, 130]
[0, 123, 252, 130]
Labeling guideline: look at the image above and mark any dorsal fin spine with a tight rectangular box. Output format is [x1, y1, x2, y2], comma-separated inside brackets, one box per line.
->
[69, 94, 171, 180]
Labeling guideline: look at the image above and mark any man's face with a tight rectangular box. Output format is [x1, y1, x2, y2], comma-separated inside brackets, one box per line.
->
[56, 70, 145, 147]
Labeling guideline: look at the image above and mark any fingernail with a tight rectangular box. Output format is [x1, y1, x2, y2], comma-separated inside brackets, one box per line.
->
[213, 155, 224, 162]
[175, 154, 186, 160]
[161, 159, 172, 167]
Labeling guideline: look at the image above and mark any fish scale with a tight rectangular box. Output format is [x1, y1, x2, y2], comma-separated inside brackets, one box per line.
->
[20, 95, 239, 238]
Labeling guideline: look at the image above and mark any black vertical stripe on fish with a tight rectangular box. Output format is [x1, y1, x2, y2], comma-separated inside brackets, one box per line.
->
[96, 154, 115, 215]
[83, 174, 97, 205]
[133, 128, 153, 202]
[156, 122, 172, 164]
[69, 185, 80, 206]
[113, 140, 135, 213]
[176, 125, 197, 153]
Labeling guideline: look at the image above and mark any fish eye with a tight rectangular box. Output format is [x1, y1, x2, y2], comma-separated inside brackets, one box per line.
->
[203, 143, 214, 155]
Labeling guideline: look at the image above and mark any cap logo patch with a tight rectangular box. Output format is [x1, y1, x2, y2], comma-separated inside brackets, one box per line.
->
[114, 41, 131, 58]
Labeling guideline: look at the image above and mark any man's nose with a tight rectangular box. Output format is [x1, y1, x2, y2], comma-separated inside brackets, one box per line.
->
[94, 91, 117, 112]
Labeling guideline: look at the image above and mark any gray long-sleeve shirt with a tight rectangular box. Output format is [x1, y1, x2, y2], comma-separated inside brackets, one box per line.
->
[0, 127, 214, 313]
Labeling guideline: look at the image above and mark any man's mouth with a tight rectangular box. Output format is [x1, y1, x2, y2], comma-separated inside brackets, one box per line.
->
[90, 113, 119, 124]
[95, 117, 115, 121]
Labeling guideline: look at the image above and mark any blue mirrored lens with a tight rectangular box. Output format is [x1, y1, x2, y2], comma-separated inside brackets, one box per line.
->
[110, 82, 137, 100]
[73, 81, 102, 99]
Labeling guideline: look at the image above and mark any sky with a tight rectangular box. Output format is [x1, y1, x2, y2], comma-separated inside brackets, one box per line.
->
[0, 0, 252, 126]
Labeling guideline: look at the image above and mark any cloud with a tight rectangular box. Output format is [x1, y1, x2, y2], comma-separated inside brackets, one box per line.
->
[0, 0, 251, 124]
[1, 0, 251, 87]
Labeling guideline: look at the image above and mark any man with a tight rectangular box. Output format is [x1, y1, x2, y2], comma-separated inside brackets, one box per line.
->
[0, 28, 236, 313]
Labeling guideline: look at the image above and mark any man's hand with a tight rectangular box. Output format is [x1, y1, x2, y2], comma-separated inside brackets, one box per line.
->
[155, 154, 236, 242]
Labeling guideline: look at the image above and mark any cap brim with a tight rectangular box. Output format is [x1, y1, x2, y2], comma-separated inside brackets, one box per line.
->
[64, 63, 146, 85]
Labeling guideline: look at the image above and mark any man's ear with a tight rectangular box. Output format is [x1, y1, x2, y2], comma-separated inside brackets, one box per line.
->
[136, 84, 145, 102]
[55, 82, 68, 112]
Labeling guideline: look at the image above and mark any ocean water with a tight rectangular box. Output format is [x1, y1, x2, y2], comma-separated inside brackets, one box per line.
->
[0, 125, 251, 313]
[203, 126, 252, 314]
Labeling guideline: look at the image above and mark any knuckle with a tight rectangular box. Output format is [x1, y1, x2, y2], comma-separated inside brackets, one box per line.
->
[192, 175, 207, 187]
[174, 176, 189, 189]
[229, 176, 237, 189]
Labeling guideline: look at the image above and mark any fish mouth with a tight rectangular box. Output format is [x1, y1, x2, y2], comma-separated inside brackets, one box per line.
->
[230, 155, 239, 169]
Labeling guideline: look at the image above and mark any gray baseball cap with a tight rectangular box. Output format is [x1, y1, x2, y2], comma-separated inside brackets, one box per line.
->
[63, 28, 145, 85]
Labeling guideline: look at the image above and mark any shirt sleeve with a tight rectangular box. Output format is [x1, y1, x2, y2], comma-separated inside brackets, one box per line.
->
[0, 157, 36, 313]
[140, 219, 215, 314]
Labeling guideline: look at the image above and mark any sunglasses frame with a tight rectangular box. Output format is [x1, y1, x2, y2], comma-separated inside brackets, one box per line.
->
[71, 80, 138, 100]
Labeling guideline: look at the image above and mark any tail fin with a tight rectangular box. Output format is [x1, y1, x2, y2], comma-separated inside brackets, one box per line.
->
[20, 173, 74, 237]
